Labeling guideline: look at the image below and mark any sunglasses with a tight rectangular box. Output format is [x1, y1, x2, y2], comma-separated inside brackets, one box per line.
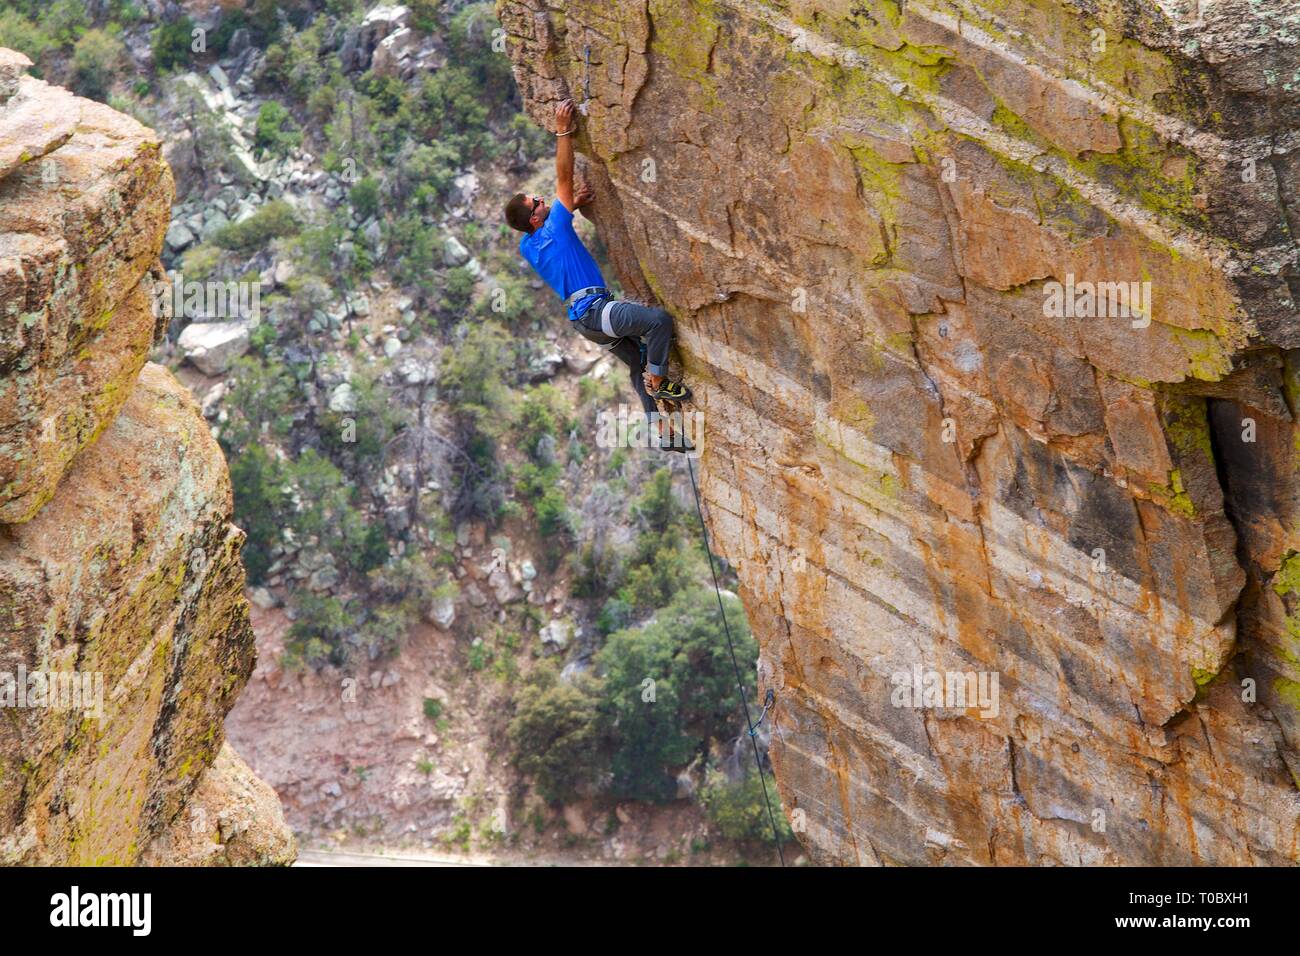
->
[530, 196, 543, 217]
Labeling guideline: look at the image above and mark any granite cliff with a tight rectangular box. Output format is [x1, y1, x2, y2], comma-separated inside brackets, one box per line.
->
[500, 0, 1300, 864]
[0, 49, 292, 865]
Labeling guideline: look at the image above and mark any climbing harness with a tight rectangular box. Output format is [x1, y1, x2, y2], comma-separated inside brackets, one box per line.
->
[684, 454, 788, 866]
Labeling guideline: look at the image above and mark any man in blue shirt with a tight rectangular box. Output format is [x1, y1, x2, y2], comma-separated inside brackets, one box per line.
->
[504, 99, 691, 440]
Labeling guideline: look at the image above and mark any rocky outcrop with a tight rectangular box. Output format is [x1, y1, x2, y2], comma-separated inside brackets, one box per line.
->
[500, 0, 1300, 864]
[139, 741, 296, 867]
[0, 49, 172, 524]
[0, 50, 293, 865]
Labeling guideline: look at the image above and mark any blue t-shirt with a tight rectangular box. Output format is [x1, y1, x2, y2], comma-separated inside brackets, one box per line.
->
[519, 198, 607, 321]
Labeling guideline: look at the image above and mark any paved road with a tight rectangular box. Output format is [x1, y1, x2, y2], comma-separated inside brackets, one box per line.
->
[295, 848, 488, 867]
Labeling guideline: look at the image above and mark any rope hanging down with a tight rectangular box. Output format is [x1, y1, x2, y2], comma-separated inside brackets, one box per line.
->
[684, 455, 788, 867]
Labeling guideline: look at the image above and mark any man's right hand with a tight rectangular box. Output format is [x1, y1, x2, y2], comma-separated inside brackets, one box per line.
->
[555, 98, 576, 134]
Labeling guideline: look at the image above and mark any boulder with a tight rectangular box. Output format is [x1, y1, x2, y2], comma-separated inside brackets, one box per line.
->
[442, 234, 471, 266]
[372, 27, 418, 77]
[328, 381, 357, 414]
[427, 594, 456, 630]
[140, 743, 296, 866]
[177, 321, 253, 376]
[539, 618, 572, 651]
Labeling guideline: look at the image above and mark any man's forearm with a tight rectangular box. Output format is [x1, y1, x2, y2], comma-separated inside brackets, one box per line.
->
[553, 99, 578, 207]
[555, 129, 575, 194]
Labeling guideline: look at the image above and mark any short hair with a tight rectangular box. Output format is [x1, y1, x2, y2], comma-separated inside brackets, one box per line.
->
[504, 193, 535, 234]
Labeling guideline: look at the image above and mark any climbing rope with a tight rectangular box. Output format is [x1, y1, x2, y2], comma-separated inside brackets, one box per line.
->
[684, 454, 788, 867]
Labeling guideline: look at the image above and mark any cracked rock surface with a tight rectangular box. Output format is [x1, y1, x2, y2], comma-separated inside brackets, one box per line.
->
[500, 0, 1300, 864]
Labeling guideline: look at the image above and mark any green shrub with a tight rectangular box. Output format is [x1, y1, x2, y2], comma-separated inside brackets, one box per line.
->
[515, 384, 572, 459]
[284, 593, 352, 668]
[446, 4, 516, 107]
[422, 697, 443, 719]
[534, 485, 573, 540]
[286, 448, 377, 573]
[441, 266, 477, 316]
[408, 0, 443, 32]
[393, 141, 460, 208]
[318, 364, 405, 471]
[597, 586, 757, 802]
[213, 200, 300, 251]
[507, 663, 605, 803]
[611, 468, 701, 613]
[596, 596, 632, 636]
[152, 16, 196, 72]
[349, 175, 381, 220]
[208, 10, 246, 55]
[254, 100, 302, 157]
[70, 28, 122, 101]
[700, 768, 794, 843]
[179, 243, 222, 282]
[384, 214, 441, 297]
[218, 355, 296, 452]
[466, 638, 491, 671]
[38, 0, 89, 45]
[441, 321, 511, 414]
[226, 444, 289, 583]
[0, 11, 54, 63]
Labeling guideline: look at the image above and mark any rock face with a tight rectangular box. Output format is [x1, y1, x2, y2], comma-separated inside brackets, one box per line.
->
[500, 1, 1300, 864]
[0, 50, 172, 524]
[0, 51, 293, 865]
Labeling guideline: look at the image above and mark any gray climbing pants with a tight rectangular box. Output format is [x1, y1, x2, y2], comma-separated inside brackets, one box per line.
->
[572, 297, 674, 415]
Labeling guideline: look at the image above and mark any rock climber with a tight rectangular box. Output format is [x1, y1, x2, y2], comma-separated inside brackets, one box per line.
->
[503, 98, 691, 451]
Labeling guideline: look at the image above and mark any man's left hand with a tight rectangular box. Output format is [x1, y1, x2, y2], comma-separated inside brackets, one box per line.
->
[574, 183, 595, 208]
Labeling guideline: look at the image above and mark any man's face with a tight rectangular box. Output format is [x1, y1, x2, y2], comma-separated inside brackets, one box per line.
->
[528, 195, 550, 230]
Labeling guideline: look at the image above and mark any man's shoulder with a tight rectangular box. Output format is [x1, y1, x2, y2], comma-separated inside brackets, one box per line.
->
[518, 231, 536, 261]
[548, 197, 576, 230]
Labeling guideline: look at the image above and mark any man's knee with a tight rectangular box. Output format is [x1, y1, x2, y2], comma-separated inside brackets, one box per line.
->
[650, 307, 673, 336]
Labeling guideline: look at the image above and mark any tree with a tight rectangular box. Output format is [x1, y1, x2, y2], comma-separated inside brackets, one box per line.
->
[219, 355, 296, 453]
[71, 28, 122, 102]
[152, 15, 196, 73]
[227, 444, 289, 583]
[213, 200, 301, 251]
[508, 663, 605, 802]
[700, 768, 794, 842]
[254, 100, 302, 157]
[597, 587, 757, 802]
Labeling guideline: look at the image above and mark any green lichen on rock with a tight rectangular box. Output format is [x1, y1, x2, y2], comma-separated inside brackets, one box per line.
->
[1161, 397, 1216, 474]
[1275, 676, 1300, 714]
[1271, 550, 1300, 596]
[1147, 467, 1196, 517]
[649, 0, 725, 113]
[1171, 327, 1233, 383]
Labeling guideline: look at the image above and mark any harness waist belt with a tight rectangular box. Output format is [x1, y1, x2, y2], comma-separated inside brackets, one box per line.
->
[565, 285, 612, 308]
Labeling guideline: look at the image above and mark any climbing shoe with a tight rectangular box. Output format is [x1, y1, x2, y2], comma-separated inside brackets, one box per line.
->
[656, 433, 695, 454]
[652, 380, 692, 402]
[654, 421, 696, 453]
